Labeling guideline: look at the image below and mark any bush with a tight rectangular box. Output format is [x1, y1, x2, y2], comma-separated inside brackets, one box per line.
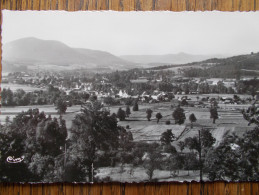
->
[164, 145, 177, 153]
[156, 112, 163, 123]
[165, 120, 171, 125]
[172, 106, 186, 125]
[181, 99, 189, 106]
[103, 96, 119, 105]
[117, 108, 126, 121]
[160, 129, 175, 145]
[95, 176, 112, 182]
[124, 98, 134, 106]
[146, 109, 153, 121]
[126, 105, 131, 117]
[120, 152, 135, 164]
[133, 102, 139, 111]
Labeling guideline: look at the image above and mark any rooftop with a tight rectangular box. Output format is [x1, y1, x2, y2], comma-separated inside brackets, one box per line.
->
[130, 79, 149, 84]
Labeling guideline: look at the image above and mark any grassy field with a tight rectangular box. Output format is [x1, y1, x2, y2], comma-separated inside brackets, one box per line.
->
[175, 94, 253, 101]
[115, 102, 253, 141]
[1, 83, 46, 92]
[96, 164, 202, 182]
[99, 100, 254, 181]
[0, 99, 255, 181]
[0, 105, 81, 129]
[1, 100, 253, 141]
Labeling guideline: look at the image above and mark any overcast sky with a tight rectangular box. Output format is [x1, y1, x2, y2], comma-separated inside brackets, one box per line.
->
[2, 10, 259, 56]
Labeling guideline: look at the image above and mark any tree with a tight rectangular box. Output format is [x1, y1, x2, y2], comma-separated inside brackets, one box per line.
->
[185, 129, 215, 152]
[206, 127, 259, 181]
[158, 82, 173, 92]
[156, 113, 163, 124]
[172, 106, 186, 125]
[169, 153, 184, 177]
[207, 104, 259, 181]
[242, 104, 259, 126]
[0, 125, 32, 182]
[69, 100, 121, 182]
[117, 108, 126, 121]
[177, 141, 185, 153]
[189, 113, 197, 128]
[168, 93, 175, 100]
[0, 109, 68, 182]
[55, 98, 67, 116]
[80, 93, 90, 102]
[146, 109, 153, 121]
[210, 107, 218, 124]
[124, 98, 134, 106]
[6, 88, 15, 106]
[233, 94, 240, 102]
[211, 99, 218, 108]
[132, 101, 139, 111]
[118, 127, 133, 152]
[126, 106, 131, 117]
[103, 96, 116, 105]
[181, 99, 188, 106]
[198, 82, 210, 94]
[217, 81, 227, 93]
[1, 88, 7, 105]
[89, 95, 98, 102]
[250, 87, 256, 100]
[143, 143, 162, 181]
[184, 152, 199, 176]
[5, 116, 10, 124]
[206, 134, 240, 181]
[184, 128, 215, 181]
[160, 129, 175, 145]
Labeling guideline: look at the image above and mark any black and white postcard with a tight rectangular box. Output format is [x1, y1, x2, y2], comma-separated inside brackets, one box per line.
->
[0, 10, 258, 182]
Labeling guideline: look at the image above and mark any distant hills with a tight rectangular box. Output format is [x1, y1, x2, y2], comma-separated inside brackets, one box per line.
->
[2, 37, 136, 71]
[3, 37, 258, 75]
[146, 52, 259, 78]
[187, 52, 259, 72]
[120, 53, 227, 66]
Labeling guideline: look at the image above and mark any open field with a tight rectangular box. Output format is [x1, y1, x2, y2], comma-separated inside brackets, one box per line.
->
[96, 164, 202, 182]
[1, 83, 46, 92]
[0, 104, 81, 114]
[0, 99, 255, 182]
[103, 101, 254, 181]
[175, 94, 253, 101]
[115, 102, 254, 144]
[1, 100, 254, 142]
[0, 105, 81, 129]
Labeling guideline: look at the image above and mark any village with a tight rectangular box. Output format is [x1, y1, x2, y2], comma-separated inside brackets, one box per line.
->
[1, 68, 257, 124]
[1, 69, 257, 103]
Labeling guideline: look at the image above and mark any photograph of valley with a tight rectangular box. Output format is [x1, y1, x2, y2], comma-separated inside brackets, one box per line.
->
[0, 10, 258, 183]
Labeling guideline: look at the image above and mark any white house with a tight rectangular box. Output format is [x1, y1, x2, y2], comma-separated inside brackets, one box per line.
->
[118, 90, 131, 98]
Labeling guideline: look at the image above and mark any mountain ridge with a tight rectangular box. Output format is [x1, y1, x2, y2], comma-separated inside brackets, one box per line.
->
[4, 37, 256, 74]
[145, 52, 259, 79]
[2, 37, 136, 71]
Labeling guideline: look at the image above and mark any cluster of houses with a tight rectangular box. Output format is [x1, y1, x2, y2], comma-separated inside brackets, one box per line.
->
[2, 71, 258, 106]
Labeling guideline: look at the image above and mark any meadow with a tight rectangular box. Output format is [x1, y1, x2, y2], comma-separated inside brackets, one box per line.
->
[1, 83, 46, 92]
[0, 97, 254, 181]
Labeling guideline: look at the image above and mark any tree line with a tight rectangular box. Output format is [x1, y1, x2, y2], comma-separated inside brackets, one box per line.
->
[1, 85, 89, 107]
